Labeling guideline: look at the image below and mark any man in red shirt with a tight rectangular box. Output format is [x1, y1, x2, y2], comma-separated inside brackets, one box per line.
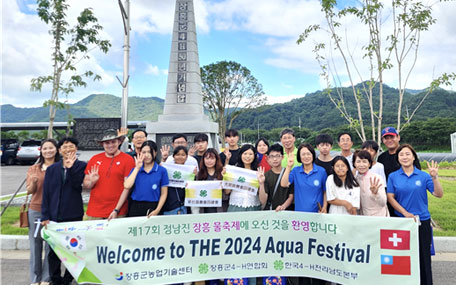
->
[83, 129, 135, 219]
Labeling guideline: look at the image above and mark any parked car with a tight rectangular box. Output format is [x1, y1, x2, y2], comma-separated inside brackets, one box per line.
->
[1, 139, 19, 165]
[17, 140, 41, 165]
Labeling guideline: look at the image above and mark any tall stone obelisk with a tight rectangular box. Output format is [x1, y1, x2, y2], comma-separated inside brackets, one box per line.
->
[147, 0, 219, 149]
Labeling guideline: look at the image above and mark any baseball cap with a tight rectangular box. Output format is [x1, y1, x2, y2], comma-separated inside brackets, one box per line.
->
[381, 127, 399, 137]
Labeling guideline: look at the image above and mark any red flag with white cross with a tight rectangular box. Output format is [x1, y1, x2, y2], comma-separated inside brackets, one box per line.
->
[380, 229, 410, 250]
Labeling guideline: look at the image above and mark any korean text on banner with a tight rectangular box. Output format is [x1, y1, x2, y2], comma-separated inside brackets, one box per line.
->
[222, 165, 259, 196]
[185, 180, 222, 207]
[42, 212, 419, 285]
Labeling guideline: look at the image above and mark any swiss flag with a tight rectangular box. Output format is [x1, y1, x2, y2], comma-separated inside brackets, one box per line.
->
[380, 229, 410, 250]
[381, 255, 411, 275]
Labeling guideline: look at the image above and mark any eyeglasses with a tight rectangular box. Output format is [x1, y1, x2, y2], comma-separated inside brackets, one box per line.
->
[268, 155, 282, 160]
[133, 136, 146, 139]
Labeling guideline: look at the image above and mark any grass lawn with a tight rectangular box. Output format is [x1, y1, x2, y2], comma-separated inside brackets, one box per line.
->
[433, 169, 456, 177]
[0, 205, 28, 235]
[1, 192, 27, 201]
[429, 178, 456, 236]
[0, 205, 88, 235]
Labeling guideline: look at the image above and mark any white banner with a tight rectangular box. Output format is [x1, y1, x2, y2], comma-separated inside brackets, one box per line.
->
[185, 180, 222, 207]
[42, 212, 420, 284]
[222, 165, 259, 196]
[162, 163, 195, 188]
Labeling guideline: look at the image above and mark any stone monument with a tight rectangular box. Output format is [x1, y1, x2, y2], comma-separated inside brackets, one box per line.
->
[146, 0, 219, 150]
[74, 118, 121, 150]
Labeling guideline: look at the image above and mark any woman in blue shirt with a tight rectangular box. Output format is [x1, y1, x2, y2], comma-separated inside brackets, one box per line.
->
[109, 140, 169, 219]
[280, 143, 328, 214]
[387, 144, 443, 285]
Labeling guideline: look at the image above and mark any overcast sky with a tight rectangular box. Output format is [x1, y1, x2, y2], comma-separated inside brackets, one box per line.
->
[2, 0, 455, 108]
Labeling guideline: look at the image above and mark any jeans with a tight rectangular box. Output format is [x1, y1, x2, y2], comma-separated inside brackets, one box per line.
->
[163, 205, 187, 215]
[28, 209, 50, 283]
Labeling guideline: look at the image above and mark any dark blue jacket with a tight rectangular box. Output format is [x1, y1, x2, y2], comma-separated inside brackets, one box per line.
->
[41, 160, 86, 222]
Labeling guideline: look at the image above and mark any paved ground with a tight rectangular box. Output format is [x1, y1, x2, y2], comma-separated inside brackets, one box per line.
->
[0, 151, 98, 197]
[1, 250, 455, 284]
[0, 165, 28, 196]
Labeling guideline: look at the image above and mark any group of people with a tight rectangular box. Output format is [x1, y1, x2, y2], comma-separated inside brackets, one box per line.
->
[26, 126, 442, 285]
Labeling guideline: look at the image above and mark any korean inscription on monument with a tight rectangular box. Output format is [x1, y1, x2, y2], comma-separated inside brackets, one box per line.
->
[176, 1, 189, 104]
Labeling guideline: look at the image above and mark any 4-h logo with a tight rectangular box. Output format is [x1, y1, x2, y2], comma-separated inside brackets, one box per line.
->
[274, 260, 284, 270]
[199, 190, 208, 197]
[173, 171, 182, 179]
[237, 176, 246, 183]
[198, 263, 209, 274]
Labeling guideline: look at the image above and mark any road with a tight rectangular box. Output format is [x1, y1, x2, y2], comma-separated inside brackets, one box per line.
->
[0, 151, 99, 197]
[0, 165, 28, 196]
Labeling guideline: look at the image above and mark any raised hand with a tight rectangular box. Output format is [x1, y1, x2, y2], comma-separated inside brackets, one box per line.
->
[427, 160, 439, 178]
[87, 164, 100, 183]
[224, 148, 232, 164]
[287, 153, 295, 169]
[117, 127, 128, 137]
[117, 127, 129, 143]
[64, 151, 77, 169]
[369, 176, 381, 194]
[160, 145, 170, 161]
[188, 145, 198, 156]
[135, 152, 144, 169]
[257, 166, 265, 184]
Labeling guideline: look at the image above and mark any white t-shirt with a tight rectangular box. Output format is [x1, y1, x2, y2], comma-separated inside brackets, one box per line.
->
[370, 162, 386, 185]
[165, 155, 199, 171]
[326, 174, 360, 215]
[345, 153, 354, 170]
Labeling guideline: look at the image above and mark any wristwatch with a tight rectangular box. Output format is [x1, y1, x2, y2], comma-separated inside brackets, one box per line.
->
[113, 209, 120, 213]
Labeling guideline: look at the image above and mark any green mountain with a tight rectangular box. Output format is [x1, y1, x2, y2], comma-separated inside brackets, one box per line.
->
[1, 85, 455, 133]
[231, 84, 456, 131]
[1, 94, 164, 123]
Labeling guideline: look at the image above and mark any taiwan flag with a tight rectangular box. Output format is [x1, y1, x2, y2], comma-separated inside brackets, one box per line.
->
[380, 229, 410, 250]
[381, 255, 411, 275]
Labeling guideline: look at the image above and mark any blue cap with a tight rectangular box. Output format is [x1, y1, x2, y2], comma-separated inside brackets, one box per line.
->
[381, 127, 398, 137]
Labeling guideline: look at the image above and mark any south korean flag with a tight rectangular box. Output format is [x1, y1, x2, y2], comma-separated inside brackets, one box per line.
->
[62, 234, 86, 252]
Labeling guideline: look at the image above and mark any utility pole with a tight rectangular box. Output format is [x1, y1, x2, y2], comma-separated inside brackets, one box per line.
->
[257, 121, 260, 139]
[117, 0, 130, 130]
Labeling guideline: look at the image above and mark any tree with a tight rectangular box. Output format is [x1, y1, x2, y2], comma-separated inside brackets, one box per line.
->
[31, 0, 111, 138]
[298, 0, 455, 145]
[17, 131, 31, 142]
[201, 61, 266, 145]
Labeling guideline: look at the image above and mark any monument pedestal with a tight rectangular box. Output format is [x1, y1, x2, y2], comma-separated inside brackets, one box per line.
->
[147, 115, 219, 151]
[146, 0, 219, 151]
